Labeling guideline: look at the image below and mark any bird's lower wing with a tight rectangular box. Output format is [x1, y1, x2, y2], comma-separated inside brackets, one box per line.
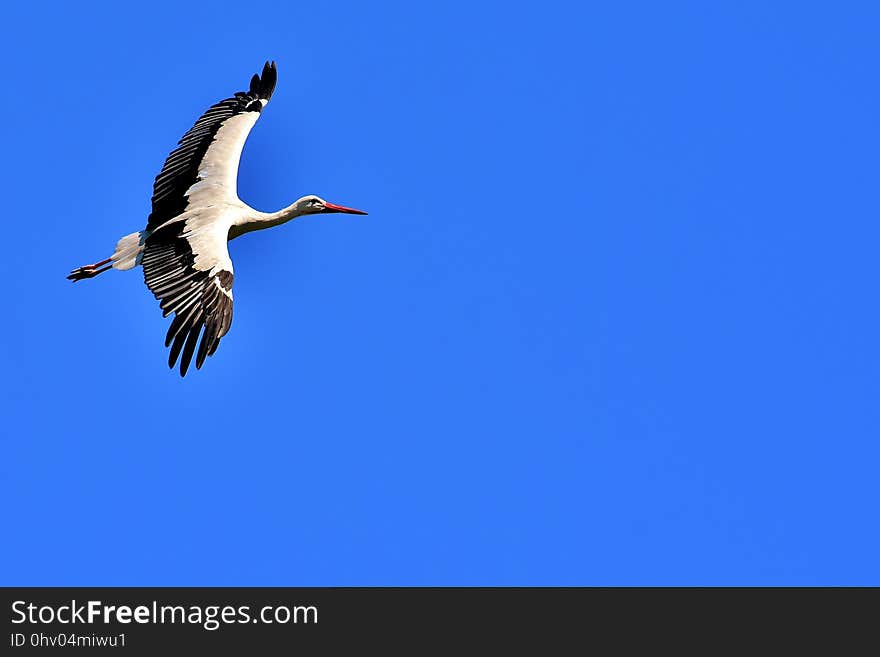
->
[142, 219, 234, 376]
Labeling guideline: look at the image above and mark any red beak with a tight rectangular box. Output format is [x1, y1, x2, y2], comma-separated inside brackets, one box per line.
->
[322, 201, 368, 215]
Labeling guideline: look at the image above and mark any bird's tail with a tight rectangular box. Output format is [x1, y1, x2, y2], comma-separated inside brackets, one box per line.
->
[67, 230, 148, 282]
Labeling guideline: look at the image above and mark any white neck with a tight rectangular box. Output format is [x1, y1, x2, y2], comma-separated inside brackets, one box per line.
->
[230, 201, 307, 239]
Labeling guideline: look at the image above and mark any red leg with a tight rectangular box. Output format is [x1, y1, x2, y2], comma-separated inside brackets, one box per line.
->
[67, 258, 113, 282]
[82, 257, 112, 269]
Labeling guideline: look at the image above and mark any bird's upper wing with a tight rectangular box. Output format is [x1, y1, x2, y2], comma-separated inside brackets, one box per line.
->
[146, 61, 277, 232]
[142, 216, 234, 376]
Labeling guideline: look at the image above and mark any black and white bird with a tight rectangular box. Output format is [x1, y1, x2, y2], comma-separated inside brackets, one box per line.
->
[68, 61, 367, 376]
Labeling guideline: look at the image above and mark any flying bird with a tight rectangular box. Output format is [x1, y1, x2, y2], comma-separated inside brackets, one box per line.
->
[68, 61, 367, 376]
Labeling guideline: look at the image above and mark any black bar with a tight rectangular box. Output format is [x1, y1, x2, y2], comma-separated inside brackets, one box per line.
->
[1, 587, 875, 651]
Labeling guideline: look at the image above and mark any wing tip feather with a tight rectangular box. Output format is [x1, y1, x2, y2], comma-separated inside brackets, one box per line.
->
[249, 60, 277, 101]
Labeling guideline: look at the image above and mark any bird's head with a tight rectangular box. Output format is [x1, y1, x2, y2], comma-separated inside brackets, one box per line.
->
[295, 195, 368, 216]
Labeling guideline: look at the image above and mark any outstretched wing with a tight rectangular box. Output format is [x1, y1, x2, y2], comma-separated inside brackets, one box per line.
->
[142, 218, 234, 376]
[146, 61, 277, 232]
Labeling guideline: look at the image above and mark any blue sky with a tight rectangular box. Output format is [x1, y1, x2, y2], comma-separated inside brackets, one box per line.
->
[1, 1, 878, 585]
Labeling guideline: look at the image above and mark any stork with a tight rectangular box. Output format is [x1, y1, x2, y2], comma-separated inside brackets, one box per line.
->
[68, 61, 367, 376]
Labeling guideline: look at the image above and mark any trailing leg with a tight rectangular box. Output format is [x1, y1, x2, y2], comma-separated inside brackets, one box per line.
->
[67, 258, 112, 282]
